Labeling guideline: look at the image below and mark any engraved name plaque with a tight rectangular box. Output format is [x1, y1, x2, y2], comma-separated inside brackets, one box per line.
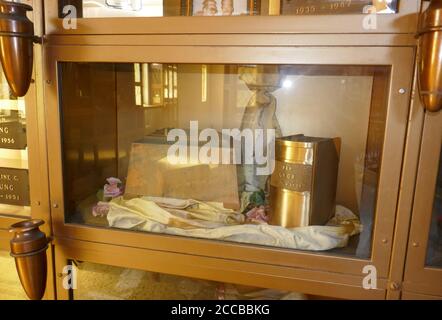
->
[270, 162, 312, 193]
[0, 112, 27, 150]
[0, 168, 30, 206]
[280, 0, 399, 15]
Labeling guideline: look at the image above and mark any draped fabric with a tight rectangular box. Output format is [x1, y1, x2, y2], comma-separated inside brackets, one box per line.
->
[107, 196, 362, 251]
[238, 65, 283, 193]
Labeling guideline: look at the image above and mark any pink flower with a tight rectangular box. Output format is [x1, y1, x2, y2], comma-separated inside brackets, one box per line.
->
[104, 177, 123, 198]
[246, 206, 269, 224]
[92, 202, 110, 218]
[107, 177, 122, 185]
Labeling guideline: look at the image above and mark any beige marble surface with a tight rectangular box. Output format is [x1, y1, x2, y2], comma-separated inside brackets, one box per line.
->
[0, 251, 27, 300]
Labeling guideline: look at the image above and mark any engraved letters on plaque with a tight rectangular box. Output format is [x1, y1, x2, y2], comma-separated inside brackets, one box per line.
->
[0, 168, 30, 206]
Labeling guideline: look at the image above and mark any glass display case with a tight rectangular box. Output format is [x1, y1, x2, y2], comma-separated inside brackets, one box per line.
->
[0, 69, 30, 217]
[0, 0, 55, 301]
[0, 0, 46, 225]
[58, 62, 389, 258]
[0, 0, 437, 301]
[45, 38, 415, 300]
[57, 0, 399, 18]
[44, 0, 419, 35]
[426, 146, 442, 269]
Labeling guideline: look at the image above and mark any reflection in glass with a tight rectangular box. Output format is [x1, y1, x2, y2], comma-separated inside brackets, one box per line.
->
[84, 0, 163, 17]
[71, 261, 305, 300]
[0, 67, 30, 217]
[59, 0, 399, 18]
[134, 63, 178, 107]
[59, 63, 390, 258]
[426, 145, 442, 268]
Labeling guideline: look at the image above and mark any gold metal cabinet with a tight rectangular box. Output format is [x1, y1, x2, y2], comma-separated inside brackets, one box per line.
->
[42, 41, 416, 300]
[403, 110, 442, 298]
[29, 0, 442, 301]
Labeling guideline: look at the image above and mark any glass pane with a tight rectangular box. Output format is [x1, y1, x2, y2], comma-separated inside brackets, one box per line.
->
[59, 62, 390, 259]
[0, 67, 31, 218]
[0, 250, 27, 300]
[58, 0, 399, 18]
[426, 144, 442, 268]
[70, 260, 305, 300]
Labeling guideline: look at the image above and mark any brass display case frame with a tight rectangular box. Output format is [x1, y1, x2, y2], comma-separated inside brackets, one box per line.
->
[44, 42, 415, 299]
[385, 72, 425, 300]
[403, 110, 442, 297]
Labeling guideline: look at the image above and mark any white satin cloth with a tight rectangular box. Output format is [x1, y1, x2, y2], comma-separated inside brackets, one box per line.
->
[106, 196, 362, 251]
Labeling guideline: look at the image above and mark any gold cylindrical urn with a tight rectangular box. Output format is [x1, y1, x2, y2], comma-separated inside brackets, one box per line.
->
[269, 135, 340, 228]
